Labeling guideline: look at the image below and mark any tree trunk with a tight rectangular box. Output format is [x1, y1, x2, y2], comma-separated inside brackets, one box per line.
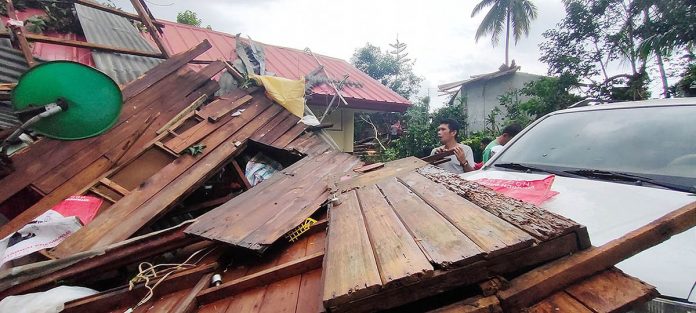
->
[505, 7, 510, 67]
[655, 51, 670, 98]
[643, 7, 670, 98]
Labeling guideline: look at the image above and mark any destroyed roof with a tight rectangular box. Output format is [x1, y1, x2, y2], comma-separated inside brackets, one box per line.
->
[1, 7, 411, 112]
[438, 65, 521, 93]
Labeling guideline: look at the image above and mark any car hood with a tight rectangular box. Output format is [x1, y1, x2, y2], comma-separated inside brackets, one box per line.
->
[461, 169, 696, 301]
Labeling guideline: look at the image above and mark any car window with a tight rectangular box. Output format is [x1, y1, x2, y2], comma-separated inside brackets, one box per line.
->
[495, 105, 696, 181]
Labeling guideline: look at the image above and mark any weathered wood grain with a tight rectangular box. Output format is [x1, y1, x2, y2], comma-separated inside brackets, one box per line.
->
[376, 177, 484, 268]
[498, 201, 695, 312]
[337, 157, 427, 192]
[399, 172, 536, 257]
[527, 292, 593, 313]
[356, 185, 434, 286]
[565, 268, 657, 313]
[428, 295, 502, 313]
[418, 165, 581, 241]
[322, 190, 382, 309]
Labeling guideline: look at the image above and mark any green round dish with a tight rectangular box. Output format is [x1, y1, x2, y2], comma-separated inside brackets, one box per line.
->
[11, 61, 122, 140]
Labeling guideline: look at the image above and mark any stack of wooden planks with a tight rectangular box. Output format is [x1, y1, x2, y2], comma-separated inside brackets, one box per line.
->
[321, 162, 591, 312]
[185, 150, 361, 253]
[0, 40, 221, 239]
[47, 86, 326, 258]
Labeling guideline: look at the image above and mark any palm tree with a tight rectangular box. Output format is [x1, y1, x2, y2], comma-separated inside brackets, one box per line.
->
[472, 0, 538, 66]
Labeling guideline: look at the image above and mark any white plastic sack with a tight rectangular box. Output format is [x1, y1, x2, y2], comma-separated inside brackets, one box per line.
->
[0, 285, 97, 313]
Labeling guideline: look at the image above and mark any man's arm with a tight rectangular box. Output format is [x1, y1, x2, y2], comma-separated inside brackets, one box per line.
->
[452, 146, 475, 172]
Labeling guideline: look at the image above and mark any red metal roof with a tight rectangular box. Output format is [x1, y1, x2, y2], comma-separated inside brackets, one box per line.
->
[147, 20, 411, 111]
[3, 10, 410, 111]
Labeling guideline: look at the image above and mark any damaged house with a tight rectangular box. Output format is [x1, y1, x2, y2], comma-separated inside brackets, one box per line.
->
[0, 1, 693, 313]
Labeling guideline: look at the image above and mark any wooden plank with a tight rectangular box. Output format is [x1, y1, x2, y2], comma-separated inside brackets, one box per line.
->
[479, 276, 510, 296]
[33, 66, 221, 194]
[188, 152, 357, 252]
[331, 232, 582, 313]
[295, 268, 323, 313]
[156, 94, 208, 134]
[498, 201, 696, 312]
[330, 261, 490, 313]
[376, 177, 484, 267]
[4, 0, 35, 67]
[527, 292, 593, 313]
[169, 273, 214, 313]
[250, 110, 292, 142]
[222, 287, 266, 313]
[322, 190, 382, 309]
[420, 150, 454, 164]
[0, 31, 164, 58]
[337, 157, 428, 192]
[353, 163, 384, 173]
[51, 98, 278, 257]
[231, 159, 251, 190]
[165, 95, 253, 153]
[258, 275, 302, 313]
[356, 185, 434, 286]
[417, 165, 582, 241]
[429, 296, 502, 313]
[207, 95, 254, 123]
[398, 172, 535, 256]
[1, 224, 200, 297]
[565, 268, 657, 313]
[100, 178, 130, 196]
[0, 157, 112, 239]
[197, 252, 324, 305]
[130, 0, 170, 57]
[236, 154, 359, 251]
[256, 115, 301, 146]
[121, 40, 210, 101]
[62, 263, 216, 313]
[272, 122, 307, 148]
[74, 0, 165, 27]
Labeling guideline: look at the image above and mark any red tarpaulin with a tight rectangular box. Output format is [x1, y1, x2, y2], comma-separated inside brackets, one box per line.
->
[475, 175, 559, 206]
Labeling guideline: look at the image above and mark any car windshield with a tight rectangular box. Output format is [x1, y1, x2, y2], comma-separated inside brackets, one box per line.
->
[493, 105, 696, 190]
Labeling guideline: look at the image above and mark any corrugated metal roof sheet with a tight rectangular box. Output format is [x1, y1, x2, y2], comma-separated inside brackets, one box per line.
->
[74, 4, 162, 85]
[0, 24, 24, 129]
[2, 8, 410, 112]
[146, 21, 411, 111]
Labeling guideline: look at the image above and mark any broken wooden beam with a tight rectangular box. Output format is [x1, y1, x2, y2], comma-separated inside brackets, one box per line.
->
[196, 251, 324, 305]
[498, 201, 696, 312]
[0, 31, 165, 59]
[130, 0, 169, 57]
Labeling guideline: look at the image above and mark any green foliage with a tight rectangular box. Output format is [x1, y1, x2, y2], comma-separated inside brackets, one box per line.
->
[461, 132, 493, 163]
[1, 0, 81, 34]
[24, 15, 47, 34]
[388, 97, 436, 159]
[498, 75, 583, 128]
[351, 40, 423, 99]
[674, 63, 696, 97]
[177, 10, 202, 26]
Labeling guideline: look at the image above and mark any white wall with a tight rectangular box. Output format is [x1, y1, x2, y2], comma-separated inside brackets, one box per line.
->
[457, 72, 543, 134]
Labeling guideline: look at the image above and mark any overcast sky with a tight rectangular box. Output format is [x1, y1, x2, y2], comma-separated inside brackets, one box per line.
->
[111, 0, 569, 107]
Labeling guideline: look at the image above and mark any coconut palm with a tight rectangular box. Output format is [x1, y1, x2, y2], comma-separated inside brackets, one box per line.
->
[472, 0, 538, 66]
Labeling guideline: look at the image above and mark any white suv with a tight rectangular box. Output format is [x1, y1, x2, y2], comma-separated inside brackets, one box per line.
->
[462, 98, 696, 309]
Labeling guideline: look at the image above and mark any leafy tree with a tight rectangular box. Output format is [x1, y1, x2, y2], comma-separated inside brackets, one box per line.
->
[471, 0, 538, 66]
[498, 75, 582, 127]
[540, 0, 651, 101]
[351, 39, 423, 99]
[176, 10, 202, 27]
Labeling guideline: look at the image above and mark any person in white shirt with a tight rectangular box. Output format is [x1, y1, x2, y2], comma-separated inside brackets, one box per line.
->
[430, 119, 475, 174]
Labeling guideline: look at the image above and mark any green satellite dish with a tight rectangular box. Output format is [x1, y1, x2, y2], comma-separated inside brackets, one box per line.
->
[11, 61, 122, 140]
